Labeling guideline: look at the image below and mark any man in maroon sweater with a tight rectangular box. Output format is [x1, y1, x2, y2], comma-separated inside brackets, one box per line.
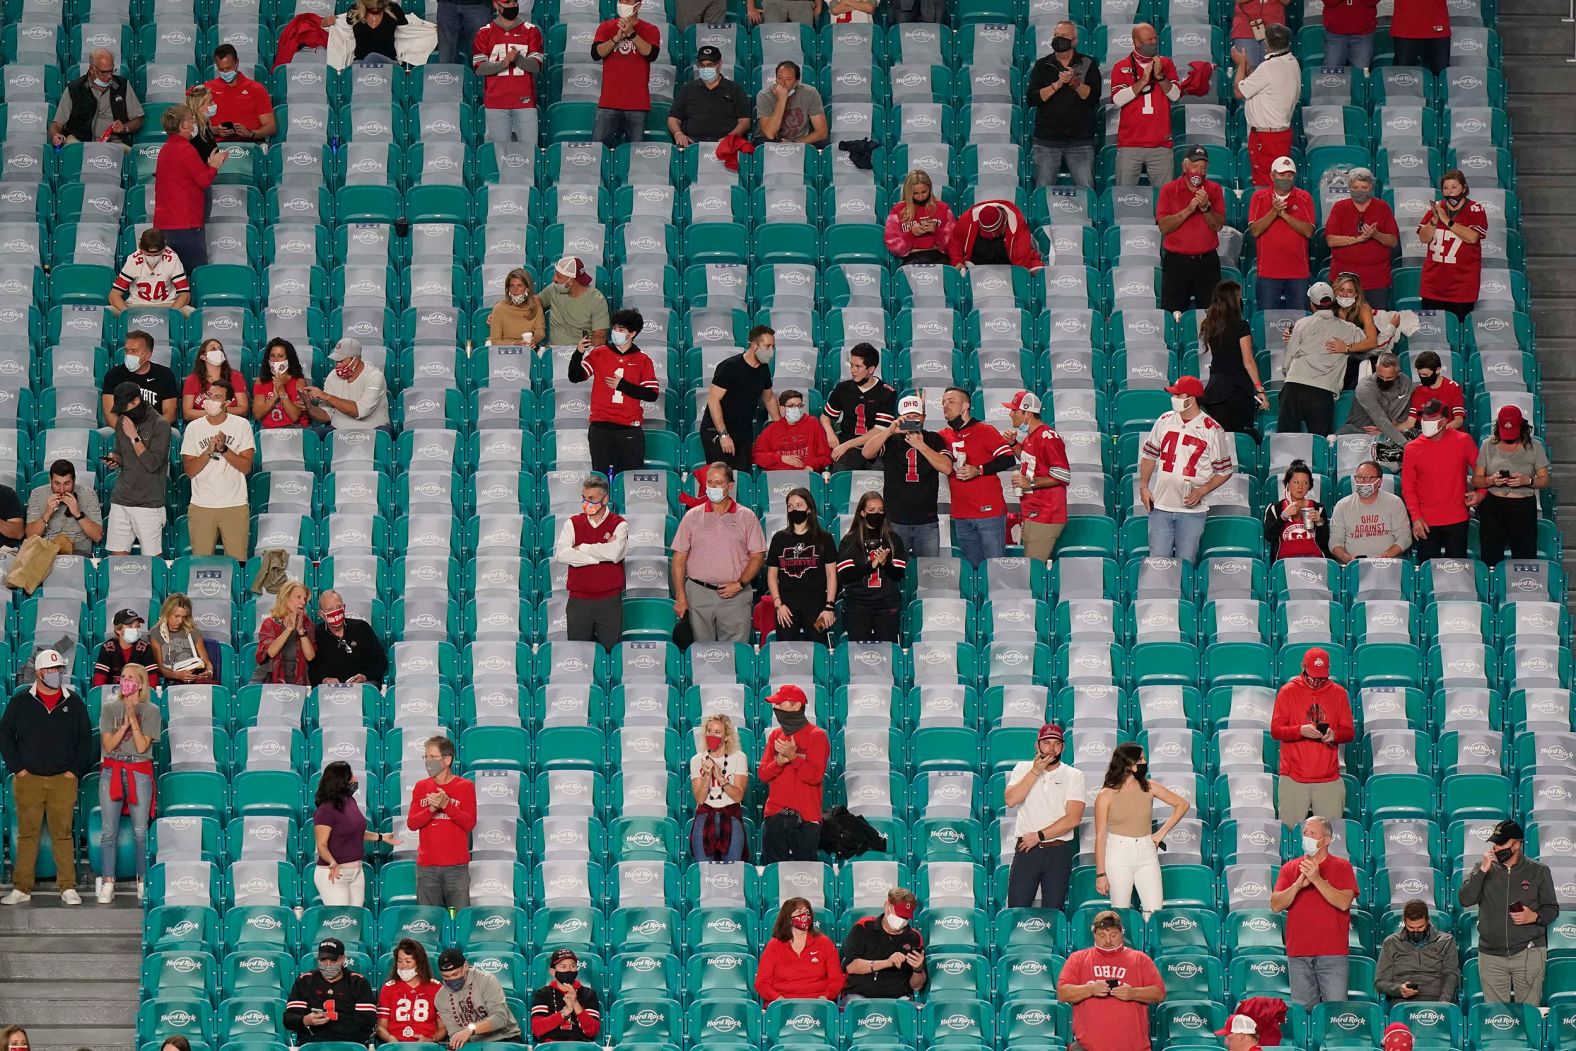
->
[1270, 648, 1354, 827]
[407, 736, 477, 910]
[554, 475, 628, 650]
[758, 684, 830, 864]
[1401, 398, 1481, 561]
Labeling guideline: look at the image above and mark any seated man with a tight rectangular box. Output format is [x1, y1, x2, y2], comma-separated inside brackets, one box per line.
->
[92, 609, 161, 688]
[283, 939, 378, 1044]
[949, 200, 1046, 271]
[25, 460, 104, 556]
[49, 48, 143, 148]
[753, 389, 832, 471]
[206, 43, 278, 142]
[304, 339, 390, 433]
[667, 45, 750, 146]
[109, 229, 191, 315]
[840, 888, 927, 1000]
[309, 590, 389, 686]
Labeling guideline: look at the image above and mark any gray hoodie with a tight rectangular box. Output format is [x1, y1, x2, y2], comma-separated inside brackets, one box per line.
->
[1458, 853, 1558, 956]
[436, 967, 521, 1042]
[110, 409, 172, 509]
[1375, 925, 1460, 1002]
[1283, 310, 1365, 396]
[1340, 372, 1414, 446]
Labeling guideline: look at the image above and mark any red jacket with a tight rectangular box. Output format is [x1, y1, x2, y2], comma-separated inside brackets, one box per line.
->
[153, 133, 217, 230]
[405, 775, 477, 866]
[753, 416, 832, 472]
[1270, 677, 1354, 783]
[948, 201, 1045, 270]
[274, 12, 330, 68]
[884, 199, 956, 259]
[1401, 429, 1478, 527]
[755, 933, 845, 1003]
[759, 724, 829, 822]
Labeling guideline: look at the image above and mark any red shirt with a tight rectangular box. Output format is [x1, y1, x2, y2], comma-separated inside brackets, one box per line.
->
[472, 20, 545, 109]
[1016, 423, 1071, 524]
[1419, 199, 1488, 304]
[405, 775, 477, 866]
[207, 74, 273, 134]
[940, 419, 1014, 519]
[1269, 499, 1324, 559]
[1109, 53, 1179, 149]
[759, 724, 829, 822]
[1230, 0, 1286, 37]
[753, 416, 832, 471]
[254, 377, 306, 428]
[1249, 187, 1315, 279]
[1390, 0, 1449, 38]
[1406, 376, 1466, 422]
[755, 933, 845, 1003]
[581, 344, 657, 427]
[1157, 177, 1226, 255]
[1271, 676, 1355, 783]
[1322, 0, 1379, 35]
[1274, 854, 1358, 957]
[184, 372, 245, 414]
[153, 134, 218, 230]
[1061, 946, 1165, 1051]
[1325, 197, 1399, 291]
[1401, 429, 1478, 526]
[593, 19, 660, 111]
[377, 979, 443, 1042]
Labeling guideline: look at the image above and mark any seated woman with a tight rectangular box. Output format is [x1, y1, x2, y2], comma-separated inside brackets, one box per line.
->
[1263, 460, 1330, 561]
[487, 268, 546, 348]
[883, 168, 955, 267]
[149, 594, 217, 685]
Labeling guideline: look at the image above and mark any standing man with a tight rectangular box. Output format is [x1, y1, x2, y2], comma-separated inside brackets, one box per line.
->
[1156, 147, 1226, 312]
[1247, 157, 1315, 309]
[1232, 25, 1299, 188]
[1003, 724, 1086, 910]
[1459, 820, 1558, 1006]
[840, 888, 927, 1001]
[104, 382, 172, 558]
[590, 0, 660, 149]
[304, 338, 390, 433]
[207, 44, 277, 143]
[0, 650, 94, 905]
[1138, 376, 1234, 563]
[668, 46, 751, 147]
[541, 257, 611, 349]
[823, 343, 897, 471]
[438, 0, 497, 67]
[938, 386, 1016, 566]
[1270, 815, 1359, 1008]
[757, 684, 830, 864]
[25, 460, 104, 556]
[49, 48, 143, 148]
[407, 736, 476, 911]
[309, 590, 389, 687]
[1271, 648, 1354, 826]
[1375, 899, 1460, 1006]
[671, 463, 767, 643]
[1004, 391, 1071, 562]
[756, 61, 828, 147]
[283, 939, 378, 1044]
[860, 394, 953, 559]
[699, 326, 778, 471]
[1057, 911, 1167, 1051]
[1391, 0, 1450, 75]
[1328, 461, 1412, 564]
[472, 0, 545, 145]
[569, 307, 659, 478]
[555, 475, 628, 650]
[1322, 0, 1379, 69]
[1401, 399, 1480, 561]
[1026, 21, 1100, 189]
[1109, 24, 1180, 186]
[102, 330, 181, 428]
[1324, 168, 1399, 309]
[180, 378, 254, 560]
[1277, 283, 1364, 437]
[1338, 352, 1414, 448]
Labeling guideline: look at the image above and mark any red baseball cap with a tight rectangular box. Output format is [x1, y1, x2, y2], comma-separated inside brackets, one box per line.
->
[1216, 1014, 1257, 1038]
[978, 203, 1006, 234]
[1496, 404, 1526, 442]
[1381, 1023, 1414, 1051]
[1165, 375, 1205, 399]
[1037, 723, 1064, 742]
[767, 684, 808, 707]
[891, 899, 916, 919]
[1000, 391, 1042, 414]
[1303, 648, 1330, 676]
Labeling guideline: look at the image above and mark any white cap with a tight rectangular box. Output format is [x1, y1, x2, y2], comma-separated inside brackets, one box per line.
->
[1225, 1015, 1258, 1036]
[1271, 155, 1297, 174]
[897, 395, 924, 417]
[33, 648, 66, 670]
[555, 256, 580, 278]
[328, 337, 363, 361]
[1307, 281, 1335, 306]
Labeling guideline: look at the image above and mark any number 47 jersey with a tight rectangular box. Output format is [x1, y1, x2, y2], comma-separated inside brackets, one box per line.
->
[1141, 409, 1234, 513]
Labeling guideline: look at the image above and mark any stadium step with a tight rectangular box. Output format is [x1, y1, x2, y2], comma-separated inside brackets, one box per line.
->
[0, 899, 141, 1051]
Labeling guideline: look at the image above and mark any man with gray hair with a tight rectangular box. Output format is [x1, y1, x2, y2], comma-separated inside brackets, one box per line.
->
[49, 48, 144, 148]
[1340, 352, 1414, 446]
[671, 462, 766, 643]
[309, 590, 388, 686]
[1271, 815, 1358, 1008]
[556, 474, 628, 650]
[1328, 461, 1411, 564]
[1232, 24, 1299, 187]
[1324, 167, 1400, 309]
[1278, 283, 1365, 436]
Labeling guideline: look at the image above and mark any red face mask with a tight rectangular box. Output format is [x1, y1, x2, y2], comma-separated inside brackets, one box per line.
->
[790, 914, 812, 932]
[705, 734, 723, 752]
[333, 359, 358, 379]
[325, 608, 347, 627]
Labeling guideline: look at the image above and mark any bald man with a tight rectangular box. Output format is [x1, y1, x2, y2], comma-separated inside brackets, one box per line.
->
[309, 590, 389, 686]
[51, 48, 144, 149]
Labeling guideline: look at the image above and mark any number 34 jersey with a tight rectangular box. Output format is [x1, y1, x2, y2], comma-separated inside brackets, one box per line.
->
[1141, 410, 1234, 514]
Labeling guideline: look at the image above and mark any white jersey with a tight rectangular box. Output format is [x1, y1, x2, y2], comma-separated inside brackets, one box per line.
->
[1141, 409, 1234, 513]
[113, 248, 189, 306]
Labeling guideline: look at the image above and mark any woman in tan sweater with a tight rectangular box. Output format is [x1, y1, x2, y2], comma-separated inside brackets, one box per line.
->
[487, 267, 546, 347]
[1092, 742, 1191, 916]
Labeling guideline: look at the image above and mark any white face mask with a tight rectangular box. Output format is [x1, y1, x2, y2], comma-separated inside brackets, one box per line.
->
[617, 1, 636, 13]
[1420, 418, 1442, 437]
[1336, 295, 1356, 309]
[706, 485, 728, 504]
[120, 626, 142, 644]
[1170, 395, 1189, 413]
[397, 967, 418, 982]
[1302, 835, 1321, 856]
[205, 397, 225, 417]
[124, 353, 142, 372]
[204, 349, 225, 367]
[753, 344, 773, 362]
[783, 406, 804, 425]
[887, 914, 909, 930]
[610, 329, 631, 347]
[508, 292, 527, 305]
[270, 359, 289, 375]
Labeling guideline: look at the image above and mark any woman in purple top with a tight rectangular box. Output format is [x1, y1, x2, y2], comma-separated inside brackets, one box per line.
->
[314, 761, 399, 906]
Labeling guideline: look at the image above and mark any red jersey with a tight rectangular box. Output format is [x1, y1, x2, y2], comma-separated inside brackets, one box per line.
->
[940, 419, 1014, 520]
[1401, 429, 1478, 527]
[1325, 197, 1399, 291]
[593, 19, 660, 111]
[1419, 199, 1488, 305]
[1406, 376, 1466, 422]
[1015, 423, 1071, 524]
[1248, 187, 1315, 279]
[581, 344, 658, 427]
[759, 724, 830, 822]
[405, 775, 477, 866]
[1390, 0, 1448, 38]
[1270, 677, 1354, 783]
[472, 20, 545, 109]
[1109, 53, 1180, 149]
[1274, 854, 1359, 957]
[1322, 0, 1378, 35]
[207, 74, 273, 134]
[1061, 946, 1165, 1051]
[253, 377, 306, 428]
[377, 979, 443, 1042]
[1157, 177, 1226, 255]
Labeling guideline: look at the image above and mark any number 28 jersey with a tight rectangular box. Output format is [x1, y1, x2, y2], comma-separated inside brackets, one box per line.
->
[1419, 198, 1488, 305]
[377, 978, 443, 1042]
[1141, 410, 1233, 514]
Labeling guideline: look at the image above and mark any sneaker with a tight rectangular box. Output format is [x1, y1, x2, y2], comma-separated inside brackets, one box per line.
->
[96, 880, 114, 905]
[60, 888, 81, 906]
[1, 889, 30, 905]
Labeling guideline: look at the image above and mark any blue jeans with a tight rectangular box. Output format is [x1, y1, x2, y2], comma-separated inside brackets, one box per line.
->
[951, 515, 1006, 566]
[1288, 954, 1350, 1008]
[891, 520, 940, 559]
[1147, 509, 1207, 563]
[690, 813, 745, 862]
[98, 769, 153, 879]
[437, 1, 494, 65]
[1232, 36, 1266, 67]
[593, 107, 646, 148]
[1322, 30, 1375, 70]
[1257, 276, 1309, 313]
[1033, 142, 1095, 189]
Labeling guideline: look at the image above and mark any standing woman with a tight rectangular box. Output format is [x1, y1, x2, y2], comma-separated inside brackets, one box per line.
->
[1092, 742, 1190, 917]
[1330, 272, 1380, 390]
[1472, 405, 1550, 566]
[253, 337, 308, 429]
[183, 85, 219, 162]
[153, 104, 226, 271]
[96, 663, 161, 903]
[183, 338, 249, 421]
[487, 268, 547, 348]
[884, 169, 956, 267]
[1197, 280, 1268, 435]
[836, 492, 907, 644]
[754, 898, 846, 1004]
[688, 712, 750, 862]
[149, 593, 216, 684]
[254, 580, 318, 685]
[1416, 169, 1488, 322]
[1263, 460, 1330, 561]
[376, 939, 446, 1044]
[766, 487, 838, 645]
[313, 760, 398, 907]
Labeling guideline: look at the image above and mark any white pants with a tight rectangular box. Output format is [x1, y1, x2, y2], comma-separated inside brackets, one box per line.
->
[1105, 833, 1164, 915]
[313, 861, 365, 907]
[105, 504, 165, 556]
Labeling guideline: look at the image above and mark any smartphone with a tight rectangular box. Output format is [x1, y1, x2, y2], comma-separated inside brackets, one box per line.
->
[1316, 722, 1330, 735]
[898, 419, 922, 433]
[1511, 901, 1529, 913]
[1105, 979, 1119, 989]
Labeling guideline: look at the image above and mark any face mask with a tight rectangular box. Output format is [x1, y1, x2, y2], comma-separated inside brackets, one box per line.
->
[1015, 422, 1030, 440]
[1336, 295, 1357, 309]
[1135, 42, 1158, 57]
[334, 359, 358, 379]
[1272, 178, 1295, 193]
[204, 349, 225, 367]
[1421, 419, 1442, 437]
[118, 676, 138, 696]
[555, 970, 579, 985]
[582, 501, 605, 517]
[1303, 836, 1321, 856]
[424, 757, 446, 778]
[270, 359, 289, 375]
[443, 976, 466, 992]
[1349, 188, 1372, 205]
[864, 512, 885, 530]
[120, 626, 142, 644]
[1167, 395, 1192, 414]
[784, 406, 805, 425]
[790, 914, 813, 932]
[40, 669, 62, 690]
[1186, 174, 1203, 188]
[319, 962, 343, 979]
[205, 104, 218, 117]
[1052, 35, 1073, 52]
[1495, 846, 1515, 864]
[1376, 377, 1395, 391]
[499, 3, 519, 16]
[754, 345, 773, 362]
[1039, 746, 1061, 768]
[1354, 480, 1380, 498]
[1134, 762, 1149, 779]
[944, 414, 966, 430]
[124, 353, 143, 372]
[1417, 372, 1437, 387]
[93, 77, 113, 89]
[698, 66, 718, 83]
[1443, 194, 1463, 208]
[775, 707, 808, 734]
[218, 69, 238, 83]
[1094, 941, 1123, 954]
[397, 967, 418, 982]
[325, 608, 346, 627]
[617, 1, 636, 13]
[1406, 927, 1429, 945]
[887, 914, 909, 930]
[204, 398, 224, 418]
[706, 485, 728, 504]
[1306, 675, 1328, 690]
[705, 734, 723, 751]
[508, 292, 527, 305]
[786, 508, 809, 526]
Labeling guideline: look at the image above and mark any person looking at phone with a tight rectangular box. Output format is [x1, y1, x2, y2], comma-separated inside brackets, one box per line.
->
[206, 44, 277, 142]
[1270, 648, 1353, 827]
[840, 888, 927, 1000]
[1375, 899, 1459, 1005]
[1471, 404, 1550, 567]
[1057, 911, 1166, 1051]
[1459, 819, 1557, 1005]
[539, 256, 610, 349]
[1271, 815, 1358, 1008]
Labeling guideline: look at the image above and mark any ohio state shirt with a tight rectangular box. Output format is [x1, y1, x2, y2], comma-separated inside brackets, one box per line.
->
[939, 419, 1014, 520]
[1061, 946, 1165, 1051]
[1109, 53, 1180, 149]
[1419, 199, 1488, 304]
[377, 979, 443, 1042]
[472, 20, 545, 109]
[1015, 423, 1072, 523]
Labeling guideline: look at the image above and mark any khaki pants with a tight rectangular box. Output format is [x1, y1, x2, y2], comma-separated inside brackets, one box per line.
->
[13, 772, 78, 892]
[1479, 946, 1546, 1006]
[1278, 775, 1346, 827]
[1020, 520, 1065, 562]
[188, 504, 250, 560]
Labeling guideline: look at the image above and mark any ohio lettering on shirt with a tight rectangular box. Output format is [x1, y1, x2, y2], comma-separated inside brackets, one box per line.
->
[1346, 510, 1396, 541]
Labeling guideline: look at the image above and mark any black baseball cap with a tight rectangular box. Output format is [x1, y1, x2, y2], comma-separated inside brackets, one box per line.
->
[113, 608, 144, 627]
[1181, 145, 1208, 163]
[317, 938, 345, 959]
[111, 381, 143, 413]
[437, 947, 467, 971]
[696, 45, 722, 63]
[1489, 819, 1525, 845]
[550, 948, 579, 966]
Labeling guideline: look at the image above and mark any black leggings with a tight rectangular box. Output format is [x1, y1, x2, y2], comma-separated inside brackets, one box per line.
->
[772, 592, 829, 646]
[1420, 296, 1474, 322]
[1477, 493, 1538, 566]
[844, 605, 900, 644]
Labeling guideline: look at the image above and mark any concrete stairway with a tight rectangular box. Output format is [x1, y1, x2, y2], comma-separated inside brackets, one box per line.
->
[0, 898, 140, 1051]
[1503, 0, 1576, 581]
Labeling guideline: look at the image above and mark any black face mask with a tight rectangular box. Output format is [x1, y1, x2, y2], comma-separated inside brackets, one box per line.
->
[786, 508, 810, 526]
[864, 512, 885, 531]
[499, 4, 519, 16]
[1376, 377, 1395, 391]
[944, 414, 966, 431]
[127, 402, 149, 423]
[1495, 846, 1515, 865]
[1417, 371, 1437, 386]
[1051, 36, 1073, 52]
[775, 707, 808, 734]
[1406, 927, 1430, 944]
[1133, 762, 1149, 780]
[555, 969, 578, 985]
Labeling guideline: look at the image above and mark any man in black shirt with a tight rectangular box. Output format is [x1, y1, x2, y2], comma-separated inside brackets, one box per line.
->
[310, 589, 389, 686]
[841, 888, 927, 1000]
[0, 482, 23, 549]
[822, 343, 898, 472]
[1026, 20, 1100, 189]
[667, 45, 750, 146]
[100, 329, 181, 428]
[699, 325, 779, 471]
[283, 939, 378, 1044]
[859, 393, 953, 558]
